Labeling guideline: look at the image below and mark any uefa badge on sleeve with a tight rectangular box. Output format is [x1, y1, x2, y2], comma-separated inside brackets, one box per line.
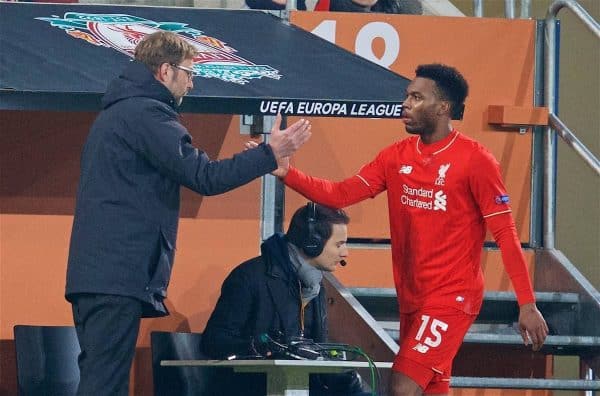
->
[495, 195, 510, 205]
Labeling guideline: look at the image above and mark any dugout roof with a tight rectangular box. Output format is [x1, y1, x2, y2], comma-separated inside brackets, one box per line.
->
[0, 2, 410, 117]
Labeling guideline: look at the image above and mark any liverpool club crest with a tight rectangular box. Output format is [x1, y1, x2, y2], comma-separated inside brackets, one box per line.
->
[36, 12, 281, 85]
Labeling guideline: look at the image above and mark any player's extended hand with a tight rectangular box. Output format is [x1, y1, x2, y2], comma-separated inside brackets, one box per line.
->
[268, 113, 311, 160]
[244, 140, 259, 151]
[518, 303, 549, 351]
[270, 154, 290, 178]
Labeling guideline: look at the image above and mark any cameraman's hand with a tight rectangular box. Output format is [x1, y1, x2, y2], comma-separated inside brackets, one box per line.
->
[250, 335, 273, 358]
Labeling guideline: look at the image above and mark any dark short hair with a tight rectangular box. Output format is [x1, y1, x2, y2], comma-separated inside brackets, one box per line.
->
[286, 203, 349, 248]
[134, 31, 197, 74]
[416, 64, 469, 117]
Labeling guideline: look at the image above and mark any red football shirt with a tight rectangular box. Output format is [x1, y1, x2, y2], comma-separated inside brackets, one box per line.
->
[284, 130, 535, 314]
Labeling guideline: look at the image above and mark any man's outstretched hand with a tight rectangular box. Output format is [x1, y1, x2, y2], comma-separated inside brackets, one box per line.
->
[244, 113, 309, 178]
[518, 303, 549, 351]
[244, 139, 290, 178]
[268, 113, 311, 160]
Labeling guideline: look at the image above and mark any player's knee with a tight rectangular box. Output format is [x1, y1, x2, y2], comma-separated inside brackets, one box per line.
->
[390, 372, 422, 396]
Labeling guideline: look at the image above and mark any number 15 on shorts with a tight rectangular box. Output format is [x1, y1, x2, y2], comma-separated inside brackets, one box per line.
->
[413, 315, 449, 353]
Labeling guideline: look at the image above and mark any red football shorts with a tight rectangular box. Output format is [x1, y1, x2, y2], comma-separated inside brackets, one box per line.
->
[392, 306, 477, 394]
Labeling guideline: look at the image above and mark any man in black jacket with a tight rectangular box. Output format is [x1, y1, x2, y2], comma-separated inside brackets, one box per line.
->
[202, 203, 368, 395]
[67, 31, 311, 396]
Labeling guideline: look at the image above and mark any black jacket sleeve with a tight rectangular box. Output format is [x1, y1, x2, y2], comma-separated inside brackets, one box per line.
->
[131, 103, 277, 196]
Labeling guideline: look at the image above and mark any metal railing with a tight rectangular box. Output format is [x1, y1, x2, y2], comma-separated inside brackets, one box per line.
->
[472, 0, 532, 19]
[544, 0, 600, 248]
[548, 113, 600, 175]
[451, 377, 600, 391]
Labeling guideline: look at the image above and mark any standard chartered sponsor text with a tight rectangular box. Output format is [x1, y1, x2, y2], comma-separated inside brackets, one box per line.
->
[401, 184, 446, 211]
[403, 184, 433, 198]
[401, 194, 433, 209]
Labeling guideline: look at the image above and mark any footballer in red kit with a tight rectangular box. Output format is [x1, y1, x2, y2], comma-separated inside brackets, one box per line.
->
[273, 64, 549, 395]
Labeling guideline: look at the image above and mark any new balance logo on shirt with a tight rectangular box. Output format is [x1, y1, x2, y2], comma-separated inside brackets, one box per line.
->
[399, 165, 413, 174]
[412, 343, 430, 354]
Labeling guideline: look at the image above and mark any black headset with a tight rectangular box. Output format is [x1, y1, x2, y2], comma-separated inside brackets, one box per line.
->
[302, 202, 324, 258]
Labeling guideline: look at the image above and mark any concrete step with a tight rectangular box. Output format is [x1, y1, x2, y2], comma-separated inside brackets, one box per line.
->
[450, 377, 600, 390]
[378, 320, 600, 356]
[349, 287, 582, 334]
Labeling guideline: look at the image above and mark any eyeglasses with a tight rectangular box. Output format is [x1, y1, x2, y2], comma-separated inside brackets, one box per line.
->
[169, 63, 194, 80]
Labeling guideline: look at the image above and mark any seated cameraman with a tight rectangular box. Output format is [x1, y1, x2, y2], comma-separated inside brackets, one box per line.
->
[201, 203, 369, 396]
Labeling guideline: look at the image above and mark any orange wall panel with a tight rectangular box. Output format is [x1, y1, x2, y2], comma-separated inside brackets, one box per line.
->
[1, 215, 74, 338]
[289, 13, 536, 242]
[334, 248, 534, 291]
[335, 248, 395, 287]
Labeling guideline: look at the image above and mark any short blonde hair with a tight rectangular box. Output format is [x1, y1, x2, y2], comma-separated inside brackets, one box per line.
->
[134, 31, 197, 73]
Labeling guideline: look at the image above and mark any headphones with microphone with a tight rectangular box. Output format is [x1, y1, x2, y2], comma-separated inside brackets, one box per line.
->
[301, 202, 324, 258]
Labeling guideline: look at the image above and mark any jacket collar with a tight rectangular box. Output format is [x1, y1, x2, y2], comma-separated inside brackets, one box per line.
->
[262, 233, 297, 282]
[102, 60, 178, 111]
